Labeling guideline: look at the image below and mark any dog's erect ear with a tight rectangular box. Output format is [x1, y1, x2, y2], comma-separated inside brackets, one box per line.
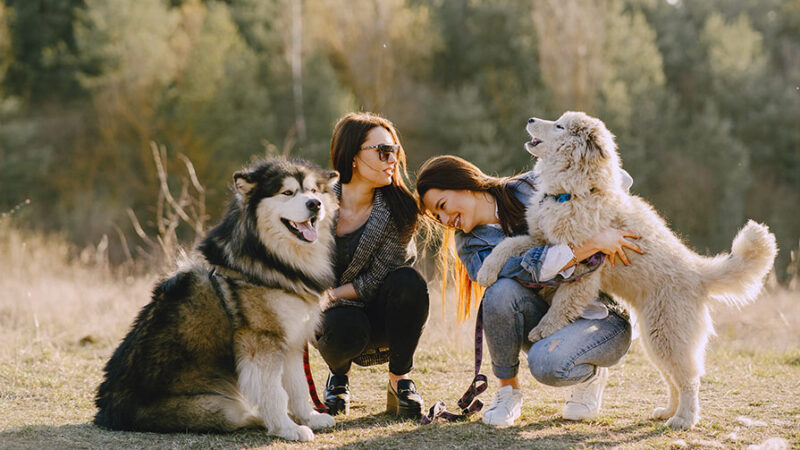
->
[233, 171, 256, 197]
[324, 170, 339, 186]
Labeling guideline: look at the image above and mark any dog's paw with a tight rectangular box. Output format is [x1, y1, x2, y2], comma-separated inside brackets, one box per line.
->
[476, 264, 499, 287]
[527, 320, 561, 342]
[275, 424, 314, 442]
[305, 411, 335, 430]
[665, 413, 698, 430]
[527, 325, 545, 342]
[652, 406, 675, 420]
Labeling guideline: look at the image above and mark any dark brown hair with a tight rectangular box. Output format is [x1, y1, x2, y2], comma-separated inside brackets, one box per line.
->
[330, 112, 418, 240]
[415, 155, 532, 322]
[415, 155, 529, 236]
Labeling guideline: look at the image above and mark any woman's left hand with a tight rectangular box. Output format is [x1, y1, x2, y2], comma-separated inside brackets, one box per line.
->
[578, 228, 644, 267]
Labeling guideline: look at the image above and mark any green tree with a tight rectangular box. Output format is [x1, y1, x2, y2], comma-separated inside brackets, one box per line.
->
[228, 0, 351, 165]
[3, 0, 85, 102]
[1, 0, 798, 279]
[637, 0, 799, 277]
[166, 1, 274, 180]
[595, 0, 667, 192]
[307, 0, 440, 113]
[0, 3, 10, 89]
[418, 0, 546, 175]
[72, 0, 180, 218]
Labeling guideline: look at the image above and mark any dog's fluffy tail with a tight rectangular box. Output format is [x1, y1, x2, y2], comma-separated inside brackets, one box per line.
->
[698, 220, 777, 307]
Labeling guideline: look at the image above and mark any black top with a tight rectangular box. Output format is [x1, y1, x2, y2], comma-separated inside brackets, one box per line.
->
[334, 222, 367, 287]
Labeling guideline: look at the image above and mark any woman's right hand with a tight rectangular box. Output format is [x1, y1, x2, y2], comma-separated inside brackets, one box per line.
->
[578, 228, 644, 266]
[330, 283, 359, 300]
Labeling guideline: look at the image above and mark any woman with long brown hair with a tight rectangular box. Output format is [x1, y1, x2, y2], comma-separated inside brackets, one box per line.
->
[317, 112, 429, 418]
[416, 155, 640, 426]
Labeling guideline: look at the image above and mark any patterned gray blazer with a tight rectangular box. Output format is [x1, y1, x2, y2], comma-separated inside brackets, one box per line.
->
[333, 183, 416, 303]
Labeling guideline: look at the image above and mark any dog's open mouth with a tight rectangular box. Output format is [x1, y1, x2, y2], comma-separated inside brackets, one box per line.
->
[281, 217, 318, 243]
[525, 137, 543, 155]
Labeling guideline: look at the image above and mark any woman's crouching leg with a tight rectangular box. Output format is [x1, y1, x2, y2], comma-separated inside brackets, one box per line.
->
[482, 278, 548, 380]
[377, 267, 429, 375]
[527, 311, 632, 386]
[317, 306, 371, 375]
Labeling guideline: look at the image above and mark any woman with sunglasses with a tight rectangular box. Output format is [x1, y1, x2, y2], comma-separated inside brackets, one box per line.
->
[317, 112, 429, 418]
[416, 155, 641, 426]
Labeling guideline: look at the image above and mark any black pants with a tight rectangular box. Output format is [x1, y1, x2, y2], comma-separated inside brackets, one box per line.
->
[317, 267, 429, 376]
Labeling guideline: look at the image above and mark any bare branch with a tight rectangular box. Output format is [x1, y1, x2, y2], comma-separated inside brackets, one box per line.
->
[150, 141, 193, 224]
[127, 208, 155, 247]
[282, 125, 297, 157]
[112, 223, 134, 266]
[177, 153, 205, 195]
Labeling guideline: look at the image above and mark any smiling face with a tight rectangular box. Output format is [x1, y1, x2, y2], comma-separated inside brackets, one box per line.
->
[353, 126, 398, 188]
[421, 188, 492, 233]
[234, 161, 338, 246]
[525, 111, 617, 163]
[524, 111, 622, 194]
[524, 115, 566, 158]
[265, 176, 327, 243]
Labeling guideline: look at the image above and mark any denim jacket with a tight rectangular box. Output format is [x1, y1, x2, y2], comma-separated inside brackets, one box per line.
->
[455, 169, 633, 285]
[454, 171, 551, 283]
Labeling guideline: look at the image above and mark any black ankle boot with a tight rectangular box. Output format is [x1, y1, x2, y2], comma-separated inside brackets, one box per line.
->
[324, 373, 350, 416]
[387, 379, 423, 418]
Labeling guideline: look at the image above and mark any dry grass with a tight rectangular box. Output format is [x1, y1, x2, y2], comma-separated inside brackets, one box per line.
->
[1, 222, 799, 449]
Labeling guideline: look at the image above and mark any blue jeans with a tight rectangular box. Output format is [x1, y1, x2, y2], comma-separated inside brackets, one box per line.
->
[482, 278, 632, 385]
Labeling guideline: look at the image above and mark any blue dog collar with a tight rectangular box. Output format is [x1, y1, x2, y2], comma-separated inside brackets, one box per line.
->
[545, 192, 571, 203]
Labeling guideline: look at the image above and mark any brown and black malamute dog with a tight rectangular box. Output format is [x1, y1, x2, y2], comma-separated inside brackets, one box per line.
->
[95, 158, 338, 441]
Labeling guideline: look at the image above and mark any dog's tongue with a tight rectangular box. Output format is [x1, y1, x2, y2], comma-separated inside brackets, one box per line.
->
[296, 220, 317, 242]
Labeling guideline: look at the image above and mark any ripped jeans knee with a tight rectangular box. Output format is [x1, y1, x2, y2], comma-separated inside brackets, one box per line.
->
[527, 313, 632, 387]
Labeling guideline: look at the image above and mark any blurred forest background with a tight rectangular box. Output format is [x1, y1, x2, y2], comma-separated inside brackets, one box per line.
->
[0, 0, 798, 280]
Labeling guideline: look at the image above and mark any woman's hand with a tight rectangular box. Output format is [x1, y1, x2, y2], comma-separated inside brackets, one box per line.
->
[575, 228, 644, 267]
[330, 283, 358, 300]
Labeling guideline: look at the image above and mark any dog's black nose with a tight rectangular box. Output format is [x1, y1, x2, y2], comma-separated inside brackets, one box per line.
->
[528, 118, 536, 124]
[306, 199, 321, 212]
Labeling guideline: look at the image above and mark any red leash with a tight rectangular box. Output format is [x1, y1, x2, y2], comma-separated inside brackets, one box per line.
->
[303, 343, 329, 413]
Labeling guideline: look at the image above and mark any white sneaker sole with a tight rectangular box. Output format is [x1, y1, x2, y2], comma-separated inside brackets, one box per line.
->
[482, 409, 521, 426]
[562, 404, 598, 421]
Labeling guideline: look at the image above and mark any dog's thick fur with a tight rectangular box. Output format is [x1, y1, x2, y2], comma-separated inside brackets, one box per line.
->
[477, 111, 778, 430]
[94, 158, 339, 441]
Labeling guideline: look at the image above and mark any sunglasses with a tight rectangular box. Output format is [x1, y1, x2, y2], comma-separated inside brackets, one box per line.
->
[360, 144, 400, 162]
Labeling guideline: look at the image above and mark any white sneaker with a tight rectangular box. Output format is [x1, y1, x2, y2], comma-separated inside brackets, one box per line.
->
[481, 385, 522, 426]
[562, 367, 609, 421]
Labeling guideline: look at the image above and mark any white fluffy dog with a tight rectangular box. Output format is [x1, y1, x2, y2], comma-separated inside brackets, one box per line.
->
[476, 111, 777, 430]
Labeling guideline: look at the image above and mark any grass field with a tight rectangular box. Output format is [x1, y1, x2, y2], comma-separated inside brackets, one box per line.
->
[1, 223, 799, 449]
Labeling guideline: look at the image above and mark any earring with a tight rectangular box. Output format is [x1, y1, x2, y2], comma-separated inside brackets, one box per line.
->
[353, 162, 357, 168]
